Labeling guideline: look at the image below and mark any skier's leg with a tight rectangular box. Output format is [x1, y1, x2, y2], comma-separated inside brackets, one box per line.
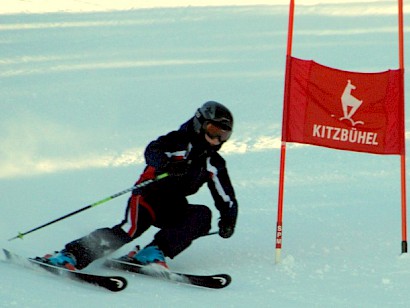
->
[65, 226, 130, 269]
[153, 204, 212, 258]
[65, 194, 154, 269]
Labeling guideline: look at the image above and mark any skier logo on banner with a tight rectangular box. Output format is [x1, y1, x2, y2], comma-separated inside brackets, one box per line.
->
[339, 79, 364, 127]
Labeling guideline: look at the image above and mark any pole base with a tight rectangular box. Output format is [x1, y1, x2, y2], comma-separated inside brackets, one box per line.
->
[402, 241, 408, 253]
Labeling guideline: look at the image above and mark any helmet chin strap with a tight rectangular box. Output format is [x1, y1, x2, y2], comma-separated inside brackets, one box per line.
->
[192, 131, 222, 153]
[204, 133, 222, 146]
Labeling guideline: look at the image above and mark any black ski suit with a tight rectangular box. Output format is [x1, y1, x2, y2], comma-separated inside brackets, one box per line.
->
[65, 118, 238, 269]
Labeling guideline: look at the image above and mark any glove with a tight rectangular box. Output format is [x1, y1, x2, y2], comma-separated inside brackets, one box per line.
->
[166, 160, 188, 177]
[218, 206, 237, 239]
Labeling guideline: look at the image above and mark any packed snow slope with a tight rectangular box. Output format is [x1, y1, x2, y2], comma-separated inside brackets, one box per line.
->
[1, 2, 410, 307]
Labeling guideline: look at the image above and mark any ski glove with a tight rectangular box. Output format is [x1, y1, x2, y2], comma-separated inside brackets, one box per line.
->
[166, 160, 188, 177]
[218, 205, 237, 239]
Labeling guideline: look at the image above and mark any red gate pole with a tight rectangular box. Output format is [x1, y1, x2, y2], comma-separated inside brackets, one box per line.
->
[398, 0, 407, 253]
[275, 0, 295, 264]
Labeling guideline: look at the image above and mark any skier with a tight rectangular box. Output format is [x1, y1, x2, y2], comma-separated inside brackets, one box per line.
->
[43, 101, 238, 270]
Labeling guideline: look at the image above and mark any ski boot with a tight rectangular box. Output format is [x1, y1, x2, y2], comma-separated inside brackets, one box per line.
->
[126, 245, 168, 269]
[42, 250, 77, 270]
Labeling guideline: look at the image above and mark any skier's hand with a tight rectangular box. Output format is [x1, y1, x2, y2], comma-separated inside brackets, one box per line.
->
[218, 206, 237, 239]
[166, 160, 188, 177]
[218, 220, 235, 238]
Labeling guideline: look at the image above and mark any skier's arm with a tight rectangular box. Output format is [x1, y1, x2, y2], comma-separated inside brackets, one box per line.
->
[144, 132, 189, 176]
[207, 156, 238, 238]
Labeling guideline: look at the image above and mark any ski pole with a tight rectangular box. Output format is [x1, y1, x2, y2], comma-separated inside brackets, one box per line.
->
[8, 173, 169, 241]
[206, 231, 218, 236]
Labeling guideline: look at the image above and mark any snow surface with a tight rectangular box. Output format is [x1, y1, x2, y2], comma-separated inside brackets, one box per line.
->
[1, 1, 410, 307]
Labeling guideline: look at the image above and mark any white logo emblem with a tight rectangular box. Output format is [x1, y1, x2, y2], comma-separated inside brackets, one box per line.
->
[313, 79, 378, 146]
[110, 278, 125, 289]
[339, 79, 364, 126]
[213, 276, 228, 285]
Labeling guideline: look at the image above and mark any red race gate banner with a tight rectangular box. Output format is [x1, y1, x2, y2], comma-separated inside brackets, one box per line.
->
[281, 56, 405, 155]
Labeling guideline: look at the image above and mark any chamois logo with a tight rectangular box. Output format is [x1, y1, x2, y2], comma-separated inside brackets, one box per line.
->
[339, 79, 364, 126]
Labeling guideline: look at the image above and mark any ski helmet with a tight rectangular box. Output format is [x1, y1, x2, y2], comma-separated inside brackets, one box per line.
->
[193, 101, 234, 141]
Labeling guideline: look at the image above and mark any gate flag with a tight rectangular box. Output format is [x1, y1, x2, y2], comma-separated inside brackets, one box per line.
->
[282, 56, 405, 155]
[275, 0, 407, 265]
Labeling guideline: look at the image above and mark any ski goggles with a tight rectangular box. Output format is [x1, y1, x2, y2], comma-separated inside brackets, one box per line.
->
[204, 122, 232, 142]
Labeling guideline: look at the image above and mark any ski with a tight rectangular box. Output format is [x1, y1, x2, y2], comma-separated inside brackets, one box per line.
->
[3, 249, 127, 292]
[105, 257, 231, 289]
